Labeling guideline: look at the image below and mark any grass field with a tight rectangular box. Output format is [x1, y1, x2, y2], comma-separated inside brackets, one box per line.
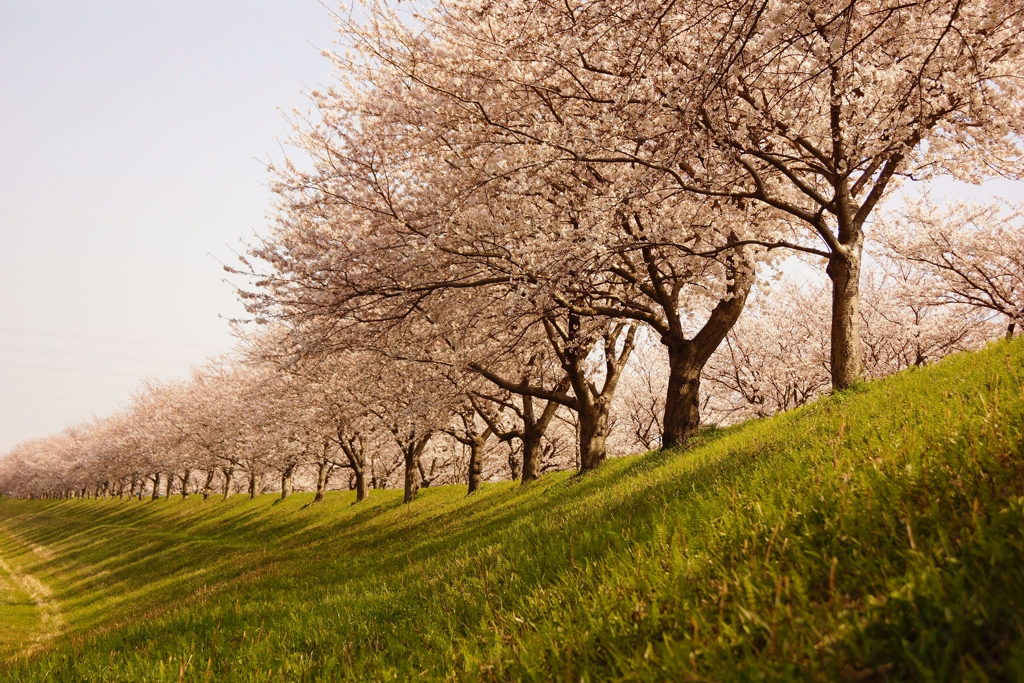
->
[1, 338, 1023, 681]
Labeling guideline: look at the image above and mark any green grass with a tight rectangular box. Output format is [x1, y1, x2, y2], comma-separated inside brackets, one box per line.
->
[0, 557, 41, 656]
[2, 338, 1024, 681]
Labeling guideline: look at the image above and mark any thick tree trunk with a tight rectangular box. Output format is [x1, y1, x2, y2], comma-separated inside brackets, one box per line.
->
[222, 468, 233, 501]
[520, 430, 543, 483]
[661, 249, 754, 449]
[663, 344, 703, 448]
[314, 460, 329, 502]
[827, 248, 864, 390]
[202, 469, 216, 500]
[578, 403, 610, 473]
[518, 394, 562, 484]
[404, 448, 421, 503]
[280, 464, 295, 500]
[180, 469, 191, 500]
[354, 467, 367, 501]
[1008, 323, 1016, 340]
[402, 434, 430, 504]
[164, 473, 173, 499]
[151, 473, 161, 501]
[248, 471, 258, 499]
[467, 435, 485, 494]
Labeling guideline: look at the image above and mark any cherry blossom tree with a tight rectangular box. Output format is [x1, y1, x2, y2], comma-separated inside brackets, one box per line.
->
[240, 4, 781, 452]
[611, 330, 670, 453]
[703, 280, 833, 422]
[346, 0, 1024, 391]
[881, 197, 1024, 340]
[702, 259, 1002, 423]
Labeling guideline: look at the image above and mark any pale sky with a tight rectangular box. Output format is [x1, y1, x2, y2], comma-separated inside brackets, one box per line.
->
[0, 0, 337, 452]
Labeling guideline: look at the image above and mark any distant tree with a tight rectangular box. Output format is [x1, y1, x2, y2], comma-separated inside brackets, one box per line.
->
[703, 263, 1001, 423]
[881, 197, 1024, 340]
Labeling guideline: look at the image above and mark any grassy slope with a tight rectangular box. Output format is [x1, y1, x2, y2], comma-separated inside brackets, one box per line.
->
[1, 339, 1023, 682]
[0, 558, 40, 656]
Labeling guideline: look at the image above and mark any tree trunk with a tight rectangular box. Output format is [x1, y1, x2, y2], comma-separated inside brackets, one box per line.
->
[520, 430, 543, 483]
[164, 473, 173, 499]
[1008, 322, 1016, 340]
[404, 447, 421, 503]
[519, 394, 562, 484]
[827, 248, 863, 390]
[663, 344, 703, 448]
[222, 468, 233, 501]
[202, 469, 216, 501]
[353, 467, 367, 502]
[151, 473, 161, 501]
[578, 402, 611, 473]
[467, 435, 486, 494]
[402, 434, 430, 504]
[507, 446, 521, 481]
[180, 469, 191, 500]
[314, 460, 329, 502]
[280, 464, 295, 500]
[248, 471, 258, 499]
[660, 246, 754, 449]
[338, 434, 369, 502]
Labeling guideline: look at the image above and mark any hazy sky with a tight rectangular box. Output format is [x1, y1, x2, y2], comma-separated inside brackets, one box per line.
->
[0, 0, 337, 452]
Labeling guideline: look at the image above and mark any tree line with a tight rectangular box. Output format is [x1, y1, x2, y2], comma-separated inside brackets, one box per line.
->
[2, 0, 1023, 503]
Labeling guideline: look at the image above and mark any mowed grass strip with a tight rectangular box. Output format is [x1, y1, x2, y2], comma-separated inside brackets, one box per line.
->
[1, 338, 1023, 681]
[0, 553, 42, 656]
